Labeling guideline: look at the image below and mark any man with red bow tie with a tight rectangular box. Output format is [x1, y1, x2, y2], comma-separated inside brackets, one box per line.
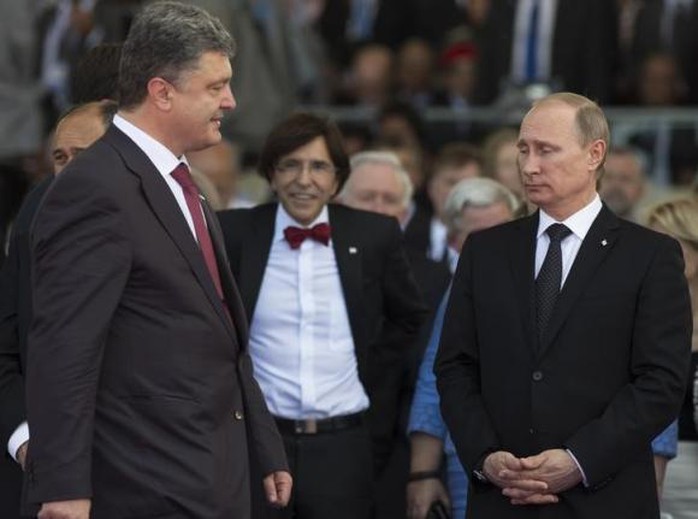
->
[218, 112, 426, 519]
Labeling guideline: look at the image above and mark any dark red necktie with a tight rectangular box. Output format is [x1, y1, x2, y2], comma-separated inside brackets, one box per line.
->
[284, 223, 331, 250]
[171, 163, 224, 299]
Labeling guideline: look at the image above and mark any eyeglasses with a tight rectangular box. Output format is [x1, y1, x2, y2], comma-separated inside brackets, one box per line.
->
[275, 159, 337, 177]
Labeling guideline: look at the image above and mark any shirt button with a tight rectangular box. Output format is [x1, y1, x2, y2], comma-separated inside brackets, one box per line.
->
[234, 410, 244, 420]
[532, 370, 543, 382]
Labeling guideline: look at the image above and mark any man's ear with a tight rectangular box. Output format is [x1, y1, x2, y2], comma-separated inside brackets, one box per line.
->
[588, 139, 606, 171]
[147, 77, 173, 111]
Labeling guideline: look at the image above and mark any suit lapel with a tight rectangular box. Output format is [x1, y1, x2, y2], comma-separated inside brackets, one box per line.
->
[539, 205, 620, 356]
[238, 204, 276, 320]
[510, 214, 539, 354]
[328, 205, 364, 348]
[104, 126, 230, 334]
[202, 200, 246, 346]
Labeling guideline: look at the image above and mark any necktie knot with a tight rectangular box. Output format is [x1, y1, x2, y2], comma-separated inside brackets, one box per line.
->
[545, 223, 572, 244]
[284, 223, 331, 249]
[171, 163, 197, 193]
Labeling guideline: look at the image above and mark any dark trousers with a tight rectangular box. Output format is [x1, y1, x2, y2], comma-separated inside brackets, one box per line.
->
[253, 423, 374, 519]
[0, 455, 23, 518]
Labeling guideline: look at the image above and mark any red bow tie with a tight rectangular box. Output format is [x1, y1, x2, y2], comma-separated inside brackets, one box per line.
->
[284, 223, 331, 249]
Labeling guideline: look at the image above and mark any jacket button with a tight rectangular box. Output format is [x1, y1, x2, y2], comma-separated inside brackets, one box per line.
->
[532, 370, 543, 382]
[234, 410, 244, 420]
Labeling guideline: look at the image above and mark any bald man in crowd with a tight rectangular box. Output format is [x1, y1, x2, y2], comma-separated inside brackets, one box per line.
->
[0, 100, 117, 518]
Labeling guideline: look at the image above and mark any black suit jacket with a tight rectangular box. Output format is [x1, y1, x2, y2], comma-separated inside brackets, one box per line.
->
[24, 126, 287, 518]
[473, 0, 618, 105]
[436, 206, 692, 518]
[218, 203, 427, 470]
[0, 178, 51, 518]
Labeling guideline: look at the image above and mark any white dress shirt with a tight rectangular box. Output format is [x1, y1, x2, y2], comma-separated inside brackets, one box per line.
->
[535, 194, 603, 286]
[114, 114, 204, 239]
[7, 113, 204, 461]
[248, 204, 369, 419]
[511, 0, 558, 84]
[429, 217, 448, 262]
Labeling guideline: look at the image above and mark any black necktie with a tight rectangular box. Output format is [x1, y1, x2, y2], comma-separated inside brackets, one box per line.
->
[536, 223, 572, 342]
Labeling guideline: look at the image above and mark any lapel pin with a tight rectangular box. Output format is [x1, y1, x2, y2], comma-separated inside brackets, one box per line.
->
[601, 239, 608, 247]
[349, 247, 357, 254]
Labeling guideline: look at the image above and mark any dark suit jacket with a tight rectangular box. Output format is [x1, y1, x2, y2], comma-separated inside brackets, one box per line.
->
[217, 203, 427, 471]
[24, 126, 287, 518]
[436, 206, 692, 518]
[473, 0, 618, 105]
[630, 0, 698, 103]
[0, 178, 51, 518]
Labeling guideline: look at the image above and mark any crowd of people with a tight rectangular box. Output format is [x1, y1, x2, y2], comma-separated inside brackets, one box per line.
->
[1, 1, 698, 519]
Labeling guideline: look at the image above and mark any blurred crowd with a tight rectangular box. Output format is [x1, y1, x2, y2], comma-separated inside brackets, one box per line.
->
[1, 2, 698, 519]
[4, 1, 698, 216]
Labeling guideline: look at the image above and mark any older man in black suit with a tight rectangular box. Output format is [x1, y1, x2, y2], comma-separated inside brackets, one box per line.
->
[218, 113, 426, 518]
[436, 92, 692, 518]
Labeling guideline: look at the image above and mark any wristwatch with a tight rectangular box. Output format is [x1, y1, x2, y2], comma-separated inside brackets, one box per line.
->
[472, 452, 492, 485]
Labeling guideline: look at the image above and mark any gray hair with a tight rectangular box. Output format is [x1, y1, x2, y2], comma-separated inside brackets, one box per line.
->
[346, 151, 414, 208]
[443, 177, 520, 234]
[119, 1, 236, 109]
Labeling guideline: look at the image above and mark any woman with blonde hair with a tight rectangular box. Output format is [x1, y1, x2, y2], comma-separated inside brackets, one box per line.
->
[648, 196, 698, 518]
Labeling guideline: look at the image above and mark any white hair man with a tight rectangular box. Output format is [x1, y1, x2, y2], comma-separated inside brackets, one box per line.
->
[339, 150, 414, 226]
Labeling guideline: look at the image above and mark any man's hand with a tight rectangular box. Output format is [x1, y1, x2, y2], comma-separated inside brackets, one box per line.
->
[16, 441, 28, 471]
[38, 499, 91, 519]
[406, 478, 450, 519]
[263, 470, 292, 508]
[501, 449, 581, 505]
[483, 451, 549, 493]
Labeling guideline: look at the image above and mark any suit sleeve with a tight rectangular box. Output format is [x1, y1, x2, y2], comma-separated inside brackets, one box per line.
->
[435, 236, 500, 473]
[0, 228, 24, 451]
[237, 352, 289, 476]
[25, 171, 131, 504]
[369, 218, 428, 473]
[564, 236, 692, 487]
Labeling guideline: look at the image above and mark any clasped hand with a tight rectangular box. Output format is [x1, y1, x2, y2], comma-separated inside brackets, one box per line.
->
[483, 449, 582, 505]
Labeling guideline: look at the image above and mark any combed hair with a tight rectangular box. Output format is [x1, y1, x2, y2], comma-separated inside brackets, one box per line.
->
[119, 1, 235, 109]
[443, 177, 520, 235]
[345, 150, 414, 208]
[257, 112, 350, 191]
[533, 92, 610, 170]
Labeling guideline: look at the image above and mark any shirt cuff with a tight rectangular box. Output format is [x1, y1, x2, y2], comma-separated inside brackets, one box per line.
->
[565, 448, 588, 487]
[7, 421, 29, 463]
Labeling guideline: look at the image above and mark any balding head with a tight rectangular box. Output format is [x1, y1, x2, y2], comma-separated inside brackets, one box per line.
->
[51, 100, 117, 174]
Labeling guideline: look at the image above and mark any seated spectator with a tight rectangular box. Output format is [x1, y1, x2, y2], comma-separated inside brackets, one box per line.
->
[339, 150, 451, 519]
[599, 146, 649, 222]
[404, 143, 482, 262]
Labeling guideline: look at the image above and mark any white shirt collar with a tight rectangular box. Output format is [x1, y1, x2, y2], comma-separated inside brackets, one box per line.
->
[113, 114, 189, 178]
[273, 203, 330, 243]
[537, 194, 603, 241]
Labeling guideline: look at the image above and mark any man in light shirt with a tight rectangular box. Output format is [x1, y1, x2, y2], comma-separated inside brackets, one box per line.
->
[218, 113, 426, 519]
[436, 92, 691, 518]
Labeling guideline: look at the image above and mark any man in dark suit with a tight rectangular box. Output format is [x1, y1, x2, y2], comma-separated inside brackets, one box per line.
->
[337, 149, 451, 519]
[0, 100, 117, 519]
[218, 113, 426, 518]
[472, 0, 618, 105]
[24, 3, 290, 518]
[436, 92, 692, 518]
